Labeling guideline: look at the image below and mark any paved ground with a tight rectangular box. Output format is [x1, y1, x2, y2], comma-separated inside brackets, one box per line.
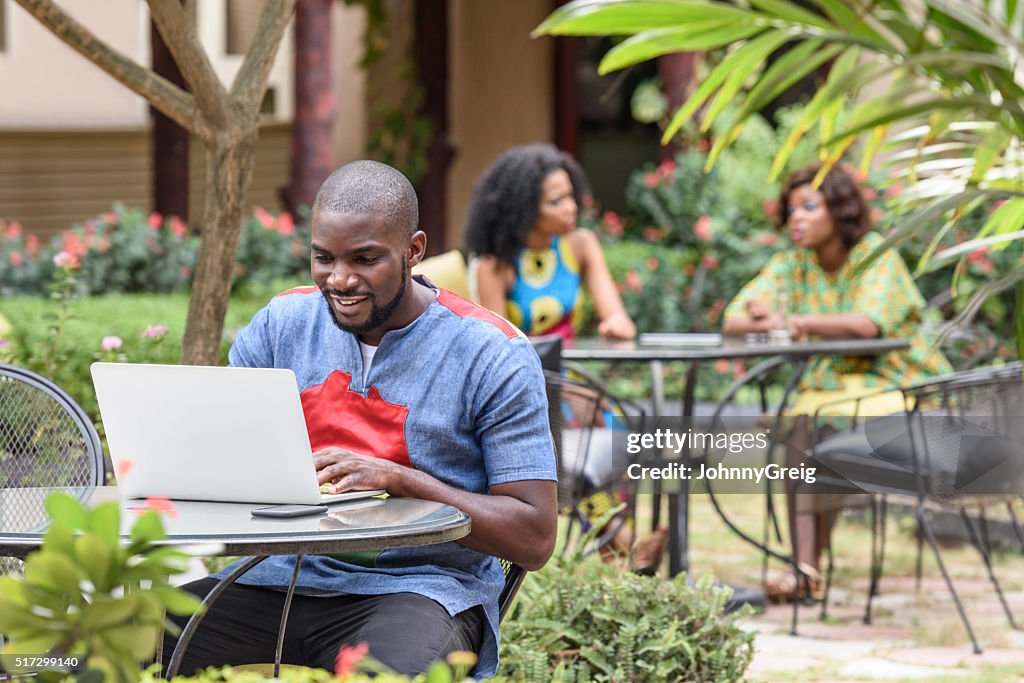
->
[741, 575, 1024, 682]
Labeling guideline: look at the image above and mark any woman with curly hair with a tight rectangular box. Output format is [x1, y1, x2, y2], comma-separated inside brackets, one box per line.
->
[724, 164, 951, 599]
[465, 144, 668, 571]
[464, 143, 635, 341]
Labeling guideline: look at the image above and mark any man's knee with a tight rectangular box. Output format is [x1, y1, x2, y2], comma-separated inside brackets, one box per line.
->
[310, 594, 482, 676]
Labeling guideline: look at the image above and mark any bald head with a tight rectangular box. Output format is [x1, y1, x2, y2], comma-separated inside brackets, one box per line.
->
[312, 160, 419, 238]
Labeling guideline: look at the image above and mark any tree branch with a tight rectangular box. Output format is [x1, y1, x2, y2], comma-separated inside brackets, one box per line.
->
[148, 0, 230, 127]
[231, 0, 297, 114]
[13, 0, 199, 133]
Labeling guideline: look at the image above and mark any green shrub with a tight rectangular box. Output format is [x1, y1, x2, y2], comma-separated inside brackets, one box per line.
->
[0, 205, 310, 296]
[498, 521, 755, 682]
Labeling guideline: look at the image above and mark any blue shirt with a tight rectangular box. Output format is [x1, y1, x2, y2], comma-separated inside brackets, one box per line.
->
[222, 277, 557, 677]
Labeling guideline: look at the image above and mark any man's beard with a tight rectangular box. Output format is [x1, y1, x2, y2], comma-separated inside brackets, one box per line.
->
[322, 262, 408, 336]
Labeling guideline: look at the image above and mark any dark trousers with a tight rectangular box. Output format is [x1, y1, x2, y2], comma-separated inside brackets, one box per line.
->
[162, 578, 484, 677]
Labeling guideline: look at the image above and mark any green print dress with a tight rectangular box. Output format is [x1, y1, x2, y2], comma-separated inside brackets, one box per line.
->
[724, 231, 952, 415]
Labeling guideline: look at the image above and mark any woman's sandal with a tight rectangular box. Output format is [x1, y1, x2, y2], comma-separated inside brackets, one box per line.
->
[765, 563, 823, 604]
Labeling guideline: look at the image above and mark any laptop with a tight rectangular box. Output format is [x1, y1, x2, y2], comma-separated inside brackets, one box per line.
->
[90, 362, 386, 505]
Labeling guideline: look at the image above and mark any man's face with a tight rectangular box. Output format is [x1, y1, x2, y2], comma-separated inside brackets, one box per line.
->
[310, 210, 415, 340]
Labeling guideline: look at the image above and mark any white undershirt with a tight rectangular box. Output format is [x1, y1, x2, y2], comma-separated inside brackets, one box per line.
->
[358, 341, 378, 386]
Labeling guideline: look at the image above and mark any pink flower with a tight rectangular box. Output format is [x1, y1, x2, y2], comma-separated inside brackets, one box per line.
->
[277, 212, 295, 236]
[884, 184, 902, 199]
[253, 207, 275, 229]
[645, 257, 659, 271]
[870, 207, 883, 223]
[701, 253, 719, 270]
[696, 138, 710, 153]
[762, 200, 779, 220]
[115, 459, 134, 479]
[141, 496, 177, 519]
[642, 226, 665, 242]
[9, 252, 22, 267]
[52, 251, 78, 268]
[335, 642, 369, 677]
[862, 187, 878, 201]
[968, 247, 988, 263]
[98, 237, 111, 252]
[100, 336, 123, 351]
[715, 359, 730, 374]
[602, 211, 624, 238]
[693, 215, 712, 242]
[62, 231, 87, 258]
[755, 232, 779, 247]
[643, 172, 659, 189]
[624, 270, 642, 292]
[0, 341, 10, 349]
[148, 212, 163, 230]
[25, 234, 40, 256]
[5, 221, 22, 240]
[102, 211, 118, 224]
[657, 159, 676, 178]
[83, 221, 96, 238]
[169, 216, 188, 237]
[143, 324, 168, 338]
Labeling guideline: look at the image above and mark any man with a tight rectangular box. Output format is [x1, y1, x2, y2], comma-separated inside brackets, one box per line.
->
[166, 161, 558, 677]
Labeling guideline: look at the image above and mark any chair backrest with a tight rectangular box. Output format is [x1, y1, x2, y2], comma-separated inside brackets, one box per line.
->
[412, 249, 471, 299]
[529, 334, 563, 373]
[497, 559, 526, 623]
[0, 363, 103, 490]
[903, 361, 1024, 500]
[542, 370, 602, 511]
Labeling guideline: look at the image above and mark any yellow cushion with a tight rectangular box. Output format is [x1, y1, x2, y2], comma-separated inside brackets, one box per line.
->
[413, 250, 470, 299]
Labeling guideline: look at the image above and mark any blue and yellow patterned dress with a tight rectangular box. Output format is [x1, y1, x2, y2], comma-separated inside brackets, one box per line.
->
[506, 236, 585, 341]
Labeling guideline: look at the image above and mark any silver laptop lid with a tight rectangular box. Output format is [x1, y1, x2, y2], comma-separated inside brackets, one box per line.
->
[91, 363, 324, 504]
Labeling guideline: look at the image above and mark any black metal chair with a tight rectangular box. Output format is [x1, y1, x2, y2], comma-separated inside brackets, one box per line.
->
[498, 559, 526, 623]
[800, 361, 1024, 651]
[0, 363, 104, 573]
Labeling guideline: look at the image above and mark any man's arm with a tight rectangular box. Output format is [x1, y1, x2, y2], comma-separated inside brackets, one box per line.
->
[315, 451, 557, 570]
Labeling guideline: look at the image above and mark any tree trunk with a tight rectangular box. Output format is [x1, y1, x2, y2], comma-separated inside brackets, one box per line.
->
[181, 133, 257, 365]
[281, 0, 335, 215]
[151, 13, 190, 221]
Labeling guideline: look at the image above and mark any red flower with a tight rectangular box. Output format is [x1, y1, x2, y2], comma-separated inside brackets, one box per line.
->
[884, 184, 902, 199]
[870, 207, 883, 223]
[682, 263, 696, 277]
[862, 187, 878, 201]
[253, 206, 275, 229]
[755, 232, 779, 247]
[645, 257, 659, 271]
[643, 172, 659, 189]
[62, 231, 87, 258]
[102, 211, 118, 224]
[5, 221, 22, 240]
[602, 211, 624, 238]
[715, 359, 730, 374]
[9, 252, 23, 267]
[335, 642, 369, 677]
[701, 253, 719, 270]
[624, 270, 642, 292]
[277, 212, 295, 236]
[696, 138, 710, 153]
[642, 226, 665, 242]
[967, 247, 988, 263]
[25, 234, 40, 256]
[693, 215, 712, 242]
[657, 159, 676, 178]
[761, 200, 779, 220]
[148, 212, 163, 230]
[167, 216, 186, 237]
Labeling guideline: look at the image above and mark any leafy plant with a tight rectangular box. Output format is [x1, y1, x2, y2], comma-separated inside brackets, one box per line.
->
[498, 512, 755, 682]
[0, 492, 201, 682]
[535, 0, 1024, 355]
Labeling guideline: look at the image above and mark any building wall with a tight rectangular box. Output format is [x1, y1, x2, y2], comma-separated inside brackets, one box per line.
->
[0, 124, 291, 240]
[0, 0, 150, 127]
[448, 0, 554, 249]
[0, 1, 369, 239]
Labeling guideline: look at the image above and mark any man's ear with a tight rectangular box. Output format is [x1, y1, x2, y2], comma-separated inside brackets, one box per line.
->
[406, 230, 428, 267]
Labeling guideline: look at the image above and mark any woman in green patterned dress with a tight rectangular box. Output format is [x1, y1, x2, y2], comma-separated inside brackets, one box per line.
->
[723, 165, 951, 597]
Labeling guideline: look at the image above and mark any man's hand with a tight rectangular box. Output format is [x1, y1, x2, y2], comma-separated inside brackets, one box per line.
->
[314, 448, 403, 494]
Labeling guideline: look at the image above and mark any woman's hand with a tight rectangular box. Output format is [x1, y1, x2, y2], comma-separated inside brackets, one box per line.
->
[746, 299, 772, 321]
[597, 310, 637, 340]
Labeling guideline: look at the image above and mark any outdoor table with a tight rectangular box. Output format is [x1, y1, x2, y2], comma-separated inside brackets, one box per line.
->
[0, 486, 471, 678]
[562, 335, 908, 577]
